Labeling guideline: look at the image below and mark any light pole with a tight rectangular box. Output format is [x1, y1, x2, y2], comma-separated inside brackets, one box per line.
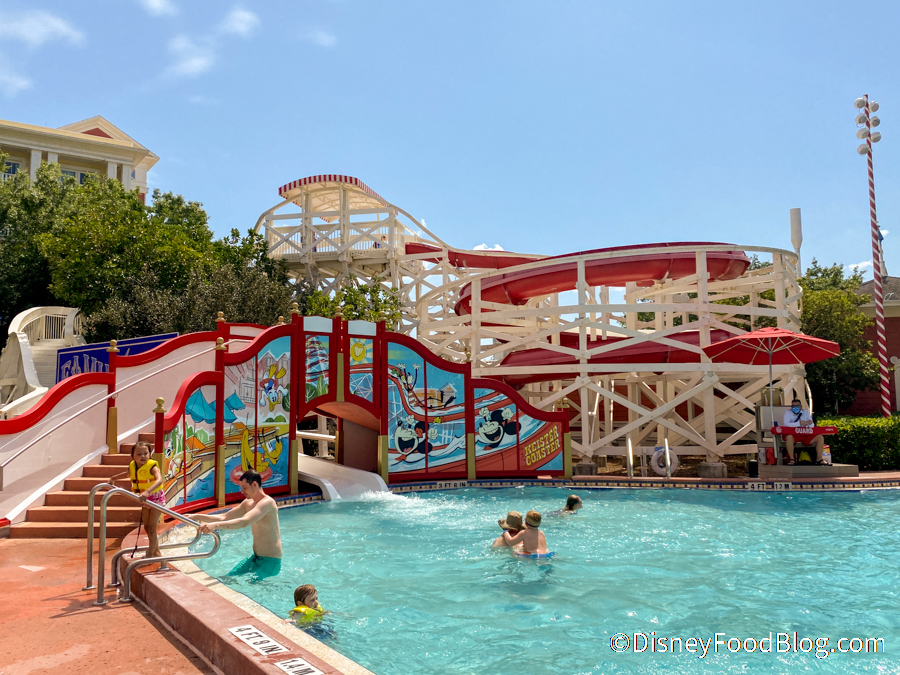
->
[854, 95, 890, 417]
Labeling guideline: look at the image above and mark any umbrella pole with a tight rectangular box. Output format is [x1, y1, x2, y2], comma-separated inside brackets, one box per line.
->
[768, 343, 780, 465]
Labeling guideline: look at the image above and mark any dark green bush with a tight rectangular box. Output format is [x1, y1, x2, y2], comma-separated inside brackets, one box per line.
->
[817, 415, 900, 471]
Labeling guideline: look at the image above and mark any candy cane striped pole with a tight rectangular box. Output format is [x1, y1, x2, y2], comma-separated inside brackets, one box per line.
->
[860, 95, 892, 417]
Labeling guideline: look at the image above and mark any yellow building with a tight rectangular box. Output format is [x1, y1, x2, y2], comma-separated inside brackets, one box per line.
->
[0, 115, 158, 202]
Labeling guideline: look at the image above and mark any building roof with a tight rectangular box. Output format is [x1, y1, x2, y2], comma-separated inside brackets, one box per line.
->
[0, 115, 158, 169]
[857, 276, 900, 302]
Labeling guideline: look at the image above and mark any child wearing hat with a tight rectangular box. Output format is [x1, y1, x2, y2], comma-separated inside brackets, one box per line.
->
[502, 510, 549, 555]
[493, 511, 524, 547]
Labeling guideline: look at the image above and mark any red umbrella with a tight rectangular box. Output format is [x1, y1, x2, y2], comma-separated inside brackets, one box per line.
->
[703, 327, 840, 458]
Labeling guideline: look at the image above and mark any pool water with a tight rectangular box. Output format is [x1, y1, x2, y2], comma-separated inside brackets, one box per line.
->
[193, 488, 900, 674]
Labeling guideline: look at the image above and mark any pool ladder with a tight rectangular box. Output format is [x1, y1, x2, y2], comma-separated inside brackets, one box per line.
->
[83, 484, 220, 605]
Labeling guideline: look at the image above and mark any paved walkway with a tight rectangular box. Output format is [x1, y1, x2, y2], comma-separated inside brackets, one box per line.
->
[0, 538, 214, 675]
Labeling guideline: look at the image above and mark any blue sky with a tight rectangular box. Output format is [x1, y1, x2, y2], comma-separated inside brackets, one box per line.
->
[2, 1, 899, 278]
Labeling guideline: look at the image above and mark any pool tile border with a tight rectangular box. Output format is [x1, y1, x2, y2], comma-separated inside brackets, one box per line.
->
[384, 475, 900, 493]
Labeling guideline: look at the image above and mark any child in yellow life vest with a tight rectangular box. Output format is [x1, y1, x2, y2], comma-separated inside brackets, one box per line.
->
[108, 441, 165, 558]
[290, 584, 326, 623]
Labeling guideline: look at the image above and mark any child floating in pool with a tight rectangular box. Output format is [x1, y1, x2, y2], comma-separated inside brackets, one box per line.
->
[561, 494, 583, 515]
[290, 584, 326, 623]
[503, 510, 550, 556]
[493, 511, 524, 547]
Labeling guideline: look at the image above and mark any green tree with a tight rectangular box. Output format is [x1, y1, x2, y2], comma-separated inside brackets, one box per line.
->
[0, 157, 72, 334]
[294, 275, 403, 325]
[799, 259, 879, 414]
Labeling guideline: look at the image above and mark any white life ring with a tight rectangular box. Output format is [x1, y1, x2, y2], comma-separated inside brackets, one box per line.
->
[650, 447, 679, 476]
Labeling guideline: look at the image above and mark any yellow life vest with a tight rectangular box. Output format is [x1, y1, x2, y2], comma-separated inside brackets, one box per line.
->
[290, 603, 325, 622]
[129, 459, 162, 494]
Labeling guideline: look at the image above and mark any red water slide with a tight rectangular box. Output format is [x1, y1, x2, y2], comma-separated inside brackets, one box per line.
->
[407, 241, 750, 381]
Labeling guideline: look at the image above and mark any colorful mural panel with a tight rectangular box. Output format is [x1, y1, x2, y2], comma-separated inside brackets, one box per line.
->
[348, 337, 374, 402]
[423, 362, 466, 473]
[179, 384, 218, 506]
[473, 387, 521, 473]
[162, 417, 183, 506]
[306, 335, 329, 402]
[254, 336, 290, 490]
[386, 343, 426, 474]
[224, 358, 255, 496]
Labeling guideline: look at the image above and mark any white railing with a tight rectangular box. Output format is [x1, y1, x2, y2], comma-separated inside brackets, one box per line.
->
[0, 307, 85, 414]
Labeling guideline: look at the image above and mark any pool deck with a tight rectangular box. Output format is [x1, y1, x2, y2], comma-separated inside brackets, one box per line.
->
[0, 537, 215, 675]
[4, 471, 900, 675]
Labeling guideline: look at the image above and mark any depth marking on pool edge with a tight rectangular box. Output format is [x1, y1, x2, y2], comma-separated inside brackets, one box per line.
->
[275, 657, 325, 675]
[228, 625, 289, 655]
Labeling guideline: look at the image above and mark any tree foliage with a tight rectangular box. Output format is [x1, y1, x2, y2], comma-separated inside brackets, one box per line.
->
[294, 275, 403, 326]
[799, 259, 879, 414]
[0, 156, 70, 334]
[0, 161, 294, 341]
[0, 160, 402, 343]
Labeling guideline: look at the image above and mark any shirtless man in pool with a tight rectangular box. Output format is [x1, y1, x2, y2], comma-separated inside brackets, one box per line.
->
[195, 470, 282, 578]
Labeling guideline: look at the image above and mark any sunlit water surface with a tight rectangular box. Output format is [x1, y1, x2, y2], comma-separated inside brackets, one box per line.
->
[192, 487, 900, 674]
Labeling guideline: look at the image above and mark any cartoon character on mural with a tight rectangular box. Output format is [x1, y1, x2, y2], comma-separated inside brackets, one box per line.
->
[475, 406, 520, 449]
[394, 413, 439, 461]
[393, 363, 419, 396]
[259, 364, 288, 412]
[238, 427, 285, 477]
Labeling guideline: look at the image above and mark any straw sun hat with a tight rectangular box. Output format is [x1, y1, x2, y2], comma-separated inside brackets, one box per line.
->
[498, 511, 524, 531]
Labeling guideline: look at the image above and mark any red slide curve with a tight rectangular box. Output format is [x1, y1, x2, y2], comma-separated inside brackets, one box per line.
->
[454, 242, 749, 315]
[410, 241, 750, 383]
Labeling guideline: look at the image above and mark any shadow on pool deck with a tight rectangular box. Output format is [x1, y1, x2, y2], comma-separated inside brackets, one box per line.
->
[0, 537, 215, 675]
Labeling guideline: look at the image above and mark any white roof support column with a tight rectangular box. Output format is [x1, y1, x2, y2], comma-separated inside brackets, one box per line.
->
[107, 161, 118, 179]
[29, 149, 41, 180]
[121, 164, 132, 190]
[47, 152, 58, 165]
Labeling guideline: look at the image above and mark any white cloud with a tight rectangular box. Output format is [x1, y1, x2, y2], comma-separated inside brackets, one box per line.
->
[848, 260, 873, 271]
[0, 11, 84, 48]
[138, 0, 177, 16]
[882, 229, 890, 237]
[307, 29, 337, 47]
[473, 243, 505, 251]
[219, 7, 259, 37]
[164, 35, 215, 78]
[0, 66, 31, 97]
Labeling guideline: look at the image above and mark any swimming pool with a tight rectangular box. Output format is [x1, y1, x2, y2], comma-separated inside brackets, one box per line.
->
[193, 487, 899, 674]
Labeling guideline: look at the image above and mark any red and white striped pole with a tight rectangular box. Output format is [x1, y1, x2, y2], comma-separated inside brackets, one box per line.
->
[856, 95, 891, 417]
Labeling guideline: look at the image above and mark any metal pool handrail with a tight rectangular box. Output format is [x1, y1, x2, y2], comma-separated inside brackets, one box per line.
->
[84, 485, 220, 605]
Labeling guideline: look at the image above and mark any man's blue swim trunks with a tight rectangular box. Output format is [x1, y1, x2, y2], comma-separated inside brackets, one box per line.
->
[228, 553, 282, 579]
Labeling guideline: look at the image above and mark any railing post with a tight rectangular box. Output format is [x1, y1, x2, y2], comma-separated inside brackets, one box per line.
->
[153, 397, 165, 465]
[215, 337, 226, 506]
[106, 340, 119, 453]
[289, 303, 300, 495]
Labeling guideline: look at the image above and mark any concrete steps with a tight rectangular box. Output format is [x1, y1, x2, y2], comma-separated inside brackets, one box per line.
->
[10, 521, 137, 538]
[30, 339, 65, 388]
[9, 433, 156, 539]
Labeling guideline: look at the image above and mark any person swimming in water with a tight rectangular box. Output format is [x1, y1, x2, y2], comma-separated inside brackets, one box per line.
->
[492, 511, 524, 547]
[502, 510, 549, 555]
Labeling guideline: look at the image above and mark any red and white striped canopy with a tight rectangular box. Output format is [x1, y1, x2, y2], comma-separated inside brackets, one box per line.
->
[277, 175, 388, 219]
